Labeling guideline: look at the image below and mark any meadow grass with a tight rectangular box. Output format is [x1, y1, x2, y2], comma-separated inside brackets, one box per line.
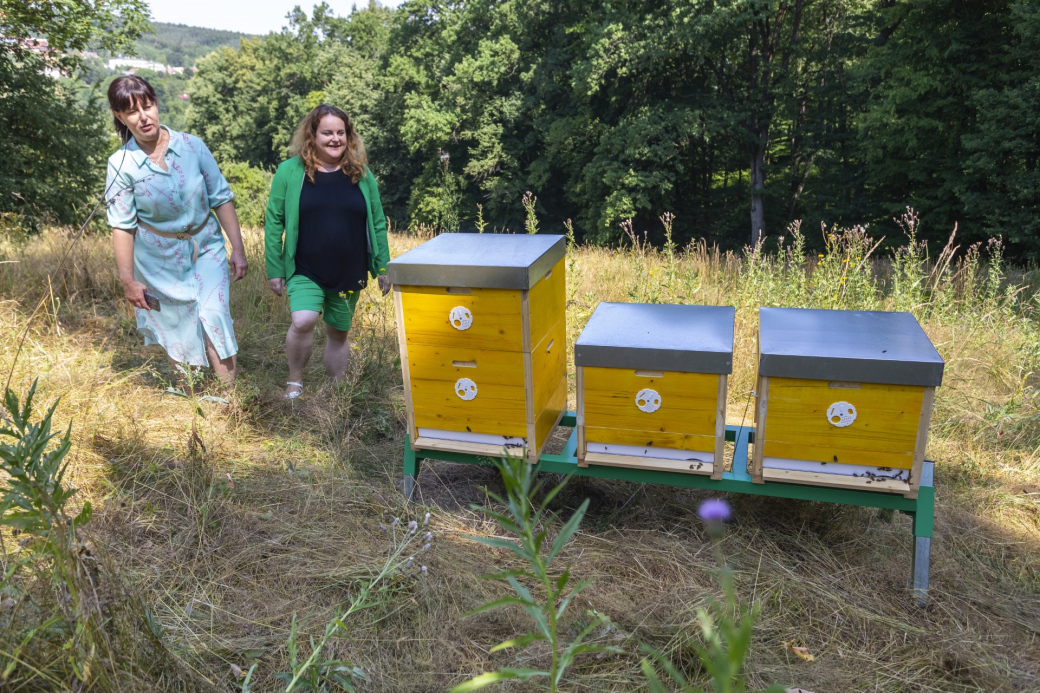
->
[0, 219, 1037, 691]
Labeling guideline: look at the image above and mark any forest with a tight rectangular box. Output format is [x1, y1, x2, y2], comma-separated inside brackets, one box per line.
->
[3, 0, 1040, 255]
[135, 21, 252, 67]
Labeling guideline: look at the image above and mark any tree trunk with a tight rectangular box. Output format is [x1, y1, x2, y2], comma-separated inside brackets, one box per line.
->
[750, 139, 766, 246]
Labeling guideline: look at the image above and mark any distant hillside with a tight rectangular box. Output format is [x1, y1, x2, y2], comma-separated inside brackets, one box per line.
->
[134, 22, 253, 68]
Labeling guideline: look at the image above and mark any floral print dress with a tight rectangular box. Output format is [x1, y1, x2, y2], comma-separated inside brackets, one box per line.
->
[105, 127, 238, 366]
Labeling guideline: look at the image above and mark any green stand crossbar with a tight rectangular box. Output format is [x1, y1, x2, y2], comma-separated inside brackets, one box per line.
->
[403, 412, 936, 605]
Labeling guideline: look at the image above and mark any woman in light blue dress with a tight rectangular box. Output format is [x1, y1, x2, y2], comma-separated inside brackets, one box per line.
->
[104, 76, 247, 383]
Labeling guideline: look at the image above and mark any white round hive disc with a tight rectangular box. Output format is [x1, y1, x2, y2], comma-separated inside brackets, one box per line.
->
[635, 388, 662, 413]
[455, 377, 478, 401]
[449, 306, 473, 331]
[826, 401, 857, 427]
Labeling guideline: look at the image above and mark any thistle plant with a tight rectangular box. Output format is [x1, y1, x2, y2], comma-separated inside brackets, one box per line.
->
[451, 454, 619, 692]
[275, 512, 434, 692]
[523, 191, 539, 234]
[641, 499, 785, 693]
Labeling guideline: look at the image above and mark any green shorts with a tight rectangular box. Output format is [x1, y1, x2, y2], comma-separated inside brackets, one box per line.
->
[286, 274, 361, 332]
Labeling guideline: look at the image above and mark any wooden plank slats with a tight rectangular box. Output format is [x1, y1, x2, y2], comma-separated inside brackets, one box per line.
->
[400, 285, 524, 351]
[762, 377, 923, 469]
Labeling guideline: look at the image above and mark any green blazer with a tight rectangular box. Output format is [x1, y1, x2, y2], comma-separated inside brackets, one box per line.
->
[264, 156, 390, 282]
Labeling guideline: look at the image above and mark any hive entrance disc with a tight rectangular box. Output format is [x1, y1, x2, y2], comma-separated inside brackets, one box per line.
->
[449, 306, 473, 331]
[455, 377, 478, 401]
[635, 388, 662, 413]
[827, 401, 857, 427]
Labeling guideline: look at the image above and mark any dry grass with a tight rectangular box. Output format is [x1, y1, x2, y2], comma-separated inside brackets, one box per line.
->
[0, 226, 1038, 692]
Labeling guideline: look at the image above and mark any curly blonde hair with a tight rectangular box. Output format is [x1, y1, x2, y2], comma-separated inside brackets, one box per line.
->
[291, 105, 367, 184]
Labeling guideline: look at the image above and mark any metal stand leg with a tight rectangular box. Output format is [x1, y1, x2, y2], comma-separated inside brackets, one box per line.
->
[912, 536, 931, 606]
[910, 461, 936, 607]
[403, 436, 422, 501]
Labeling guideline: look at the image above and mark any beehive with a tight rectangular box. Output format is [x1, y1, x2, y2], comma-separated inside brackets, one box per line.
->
[389, 233, 567, 461]
[752, 308, 944, 497]
[574, 303, 734, 478]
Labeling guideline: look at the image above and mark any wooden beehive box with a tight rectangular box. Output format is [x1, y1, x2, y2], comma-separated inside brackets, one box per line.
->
[752, 308, 944, 497]
[389, 233, 567, 461]
[575, 303, 734, 478]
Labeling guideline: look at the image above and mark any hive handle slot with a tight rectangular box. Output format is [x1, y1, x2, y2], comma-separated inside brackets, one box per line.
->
[828, 381, 861, 389]
[635, 370, 664, 378]
[452, 360, 477, 368]
[543, 269, 553, 280]
[546, 340, 554, 353]
[445, 287, 472, 294]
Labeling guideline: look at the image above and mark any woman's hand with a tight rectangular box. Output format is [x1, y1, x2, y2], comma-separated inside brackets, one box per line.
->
[378, 274, 391, 296]
[122, 276, 151, 310]
[269, 277, 286, 296]
[229, 246, 248, 281]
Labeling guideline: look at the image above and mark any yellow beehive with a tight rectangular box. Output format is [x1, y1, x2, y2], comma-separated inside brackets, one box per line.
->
[752, 308, 944, 497]
[575, 303, 735, 478]
[389, 233, 567, 461]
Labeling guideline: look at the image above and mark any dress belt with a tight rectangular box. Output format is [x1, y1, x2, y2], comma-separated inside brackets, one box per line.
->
[138, 220, 206, 264]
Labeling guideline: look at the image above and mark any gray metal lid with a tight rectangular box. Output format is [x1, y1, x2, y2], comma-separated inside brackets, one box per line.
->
[387, 233, 566, 289]
[758, 307, 944, 386]
[575, 303, 734, 374]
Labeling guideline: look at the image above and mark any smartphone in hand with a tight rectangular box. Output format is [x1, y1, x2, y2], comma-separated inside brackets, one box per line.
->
[143, 291, 161, 312]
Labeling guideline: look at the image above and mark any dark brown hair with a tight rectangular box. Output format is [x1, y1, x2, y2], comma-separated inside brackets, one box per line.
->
[291, 105, 367, 184]
[107, 75, 158, 143]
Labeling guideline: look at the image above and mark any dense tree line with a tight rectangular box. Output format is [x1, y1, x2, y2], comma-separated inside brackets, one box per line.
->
[4, 1, 1038, 258]
[0, 0, 149, 230]
[184, 0, 1040, 256]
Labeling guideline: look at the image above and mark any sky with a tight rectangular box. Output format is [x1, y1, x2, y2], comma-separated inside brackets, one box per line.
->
[148, 0, 404, 35]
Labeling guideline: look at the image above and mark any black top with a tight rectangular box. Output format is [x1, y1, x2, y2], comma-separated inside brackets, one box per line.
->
[295, 169, 369, 293]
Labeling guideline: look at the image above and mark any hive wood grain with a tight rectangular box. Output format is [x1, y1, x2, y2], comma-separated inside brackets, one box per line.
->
[905, 386, 936, 499]
[394, 288, 418, 446]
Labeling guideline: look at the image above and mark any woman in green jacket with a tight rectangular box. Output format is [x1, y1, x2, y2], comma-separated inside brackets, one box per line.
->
[264, 105, 391, 399]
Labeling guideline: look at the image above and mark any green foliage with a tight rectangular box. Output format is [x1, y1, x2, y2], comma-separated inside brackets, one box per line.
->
[0, 0, 148, 231]
[640, 567, 785, 693]
[451, 454, 620, 692]
[222, 161, 274, 228]
[0, 379, 85, 539]
[13, 0, 1040, 254]
[0, 57, 113, 230]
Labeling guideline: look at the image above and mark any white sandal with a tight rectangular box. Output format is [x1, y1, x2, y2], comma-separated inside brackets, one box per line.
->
[285, 382, 304, 400]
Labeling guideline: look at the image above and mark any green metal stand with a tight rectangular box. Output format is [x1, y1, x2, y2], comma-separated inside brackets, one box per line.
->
[403, 412, 935, 605]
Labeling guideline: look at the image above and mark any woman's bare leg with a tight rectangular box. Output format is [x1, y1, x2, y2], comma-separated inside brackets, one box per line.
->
[286, 310, 321, 395]
[205, 334, 237, 384]
[324, 323, 350, 381]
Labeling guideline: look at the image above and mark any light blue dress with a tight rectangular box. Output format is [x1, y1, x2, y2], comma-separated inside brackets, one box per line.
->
[105, 127, 238, 366]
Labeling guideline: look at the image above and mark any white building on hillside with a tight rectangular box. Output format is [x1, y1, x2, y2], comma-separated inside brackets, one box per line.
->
[106, 57, 185, 75]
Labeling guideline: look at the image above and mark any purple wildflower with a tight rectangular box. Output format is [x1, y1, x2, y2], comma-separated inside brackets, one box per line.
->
[698, 498, 731, 523]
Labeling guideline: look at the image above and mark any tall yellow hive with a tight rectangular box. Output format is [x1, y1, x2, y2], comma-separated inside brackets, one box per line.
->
[752, 308, 944, 497]
[575, 303, 734, 478]
[389, 233, 567, 461]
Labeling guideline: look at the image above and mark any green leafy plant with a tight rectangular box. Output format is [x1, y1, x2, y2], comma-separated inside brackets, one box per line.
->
[0, 381, 100, 685]
[276, 512, 434, 692]
[0, 379, 89, 544]
[275, 612, 370, 692]
[641, 500, 785, 693]
[450, 454, 619, 693]
[640, 568, 785, 693]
